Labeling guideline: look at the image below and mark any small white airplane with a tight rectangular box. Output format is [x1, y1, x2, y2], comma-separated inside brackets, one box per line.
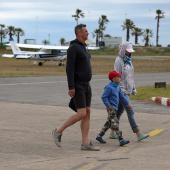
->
[2, 39, 99, 66]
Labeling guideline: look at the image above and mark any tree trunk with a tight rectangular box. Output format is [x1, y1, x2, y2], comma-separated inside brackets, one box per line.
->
[126, 28, 130, 41]
[156, 18, 159, 47]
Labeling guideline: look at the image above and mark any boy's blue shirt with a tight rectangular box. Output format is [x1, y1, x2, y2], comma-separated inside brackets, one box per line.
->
[101, 81, 129, 110]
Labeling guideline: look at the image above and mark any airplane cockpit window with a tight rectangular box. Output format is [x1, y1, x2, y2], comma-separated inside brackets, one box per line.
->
[39, 49, 61, 54]
[39, 48, 44, 52]
[39, 48, 51, 53]
[51, 50, 60, 54]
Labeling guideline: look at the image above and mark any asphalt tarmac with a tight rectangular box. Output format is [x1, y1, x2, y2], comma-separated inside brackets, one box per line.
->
[0, 73, 170, 170]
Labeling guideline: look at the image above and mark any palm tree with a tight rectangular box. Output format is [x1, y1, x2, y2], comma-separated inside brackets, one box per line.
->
[0, 24, 6, 43]
[15, 28, 25, 43]
[42, 39, 50, 45]
[131, 27, 143, 44]
[121, 19, 135, 41]
[104, 34, 111, 38]
[143, 28, 153, 46]
[92, 29, 100, 47]
[98, 15, 109, 42]
[72, 9, 85, 25]
[7, 26, 15, 40]
[155, 9, 165, 47]
[59, 38, 66, 45]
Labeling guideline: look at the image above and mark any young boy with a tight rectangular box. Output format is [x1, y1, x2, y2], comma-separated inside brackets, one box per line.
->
[96, 70, 131, 146]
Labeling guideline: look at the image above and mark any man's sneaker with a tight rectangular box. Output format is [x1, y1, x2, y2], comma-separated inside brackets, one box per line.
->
[119, 139, 130, 146]
[96, 135, 106, 144]
[137, 134, 149, 141]
[109, 133, 118, 139]
[52, 129, 62, 147]
[81, 142, 100, 151]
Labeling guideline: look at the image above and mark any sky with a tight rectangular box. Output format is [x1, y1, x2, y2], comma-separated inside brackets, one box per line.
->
[0, 0, 170, 47]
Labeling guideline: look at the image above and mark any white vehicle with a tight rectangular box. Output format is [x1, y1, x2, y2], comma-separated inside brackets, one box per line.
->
[133, 43, 144, 47]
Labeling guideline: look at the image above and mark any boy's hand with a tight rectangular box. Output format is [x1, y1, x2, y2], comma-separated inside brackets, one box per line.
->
[108, 105, 113, 110]
[127, 104, 132, 110]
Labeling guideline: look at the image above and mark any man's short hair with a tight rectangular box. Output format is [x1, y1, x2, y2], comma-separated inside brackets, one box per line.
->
[75, 24, 86, 35]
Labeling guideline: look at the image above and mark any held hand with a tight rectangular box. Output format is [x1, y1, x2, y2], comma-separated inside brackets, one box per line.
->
[108, 105, 113, 110]
[68, 89, 75, 97]
[132, 90, 137, 96]
[127, 104, 132, 110]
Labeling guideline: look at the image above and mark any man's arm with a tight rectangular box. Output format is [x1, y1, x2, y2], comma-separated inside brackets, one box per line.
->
[66, 45, 77, 90]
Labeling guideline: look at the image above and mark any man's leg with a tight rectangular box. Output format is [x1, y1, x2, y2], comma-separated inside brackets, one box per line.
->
[57, 110, 86, 134]
[52, 110, 86, 147]
[80, 107, 90, 145]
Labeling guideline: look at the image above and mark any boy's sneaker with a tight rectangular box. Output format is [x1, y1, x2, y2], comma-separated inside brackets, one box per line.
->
[81, 142, 100, 151]
[137, 134, 149, 141]
[109, 133, 118, 139]
[96, 135, 106, 144]
[52, 129, 62, 147]
[119, 139, 130, 146]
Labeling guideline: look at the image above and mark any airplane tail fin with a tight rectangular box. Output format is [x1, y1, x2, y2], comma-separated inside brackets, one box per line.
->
[9, 38, 22, 54]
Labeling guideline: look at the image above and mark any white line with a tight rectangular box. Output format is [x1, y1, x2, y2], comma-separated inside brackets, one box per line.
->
[0, 79, 108, 86]
[0, 81, 67, 86]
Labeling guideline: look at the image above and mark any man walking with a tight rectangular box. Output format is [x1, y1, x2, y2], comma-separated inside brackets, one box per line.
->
[52, 24, 100, 151]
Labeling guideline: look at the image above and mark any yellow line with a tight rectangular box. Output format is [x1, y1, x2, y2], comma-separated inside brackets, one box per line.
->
[116, 146, 129, 152]
[77, 162, 101, 170]
[148, 129, 164, 136]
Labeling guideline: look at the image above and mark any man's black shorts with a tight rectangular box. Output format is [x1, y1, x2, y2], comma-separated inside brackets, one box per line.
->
[73, 82, 92, 109]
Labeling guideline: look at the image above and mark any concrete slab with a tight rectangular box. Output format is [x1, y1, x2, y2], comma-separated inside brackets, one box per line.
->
[0, 101, 170, 170]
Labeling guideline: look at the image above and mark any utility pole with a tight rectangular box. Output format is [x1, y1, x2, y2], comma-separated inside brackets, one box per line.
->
[36, 16, 38, 44]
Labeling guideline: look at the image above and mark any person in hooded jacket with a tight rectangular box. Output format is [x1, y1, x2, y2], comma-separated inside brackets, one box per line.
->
[52, 24, 100, 151]
[109, 42, 149, 141]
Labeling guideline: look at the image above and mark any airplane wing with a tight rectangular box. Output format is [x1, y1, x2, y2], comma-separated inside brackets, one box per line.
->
[15, 55, 30, 59]
[6, 43, 100, 50]
[87, 46, 100, 50]
[2, 54, 14, 58]
[6, 44, 69, 50]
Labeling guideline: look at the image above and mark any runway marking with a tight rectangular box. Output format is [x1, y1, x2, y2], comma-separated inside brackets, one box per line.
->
[115, 146, 129, 153]
[148, 129, 164, 136]
[0, 81, 66, 86]
[0, 78, 112, 86]
[77, 162, 101, 170]
[0, 79, 108, 86]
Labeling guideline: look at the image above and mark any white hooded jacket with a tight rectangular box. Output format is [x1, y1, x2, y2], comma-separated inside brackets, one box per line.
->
[114, 42, 137, 95]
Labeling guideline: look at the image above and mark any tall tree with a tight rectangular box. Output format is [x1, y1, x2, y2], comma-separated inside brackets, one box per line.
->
[98, 15, 109, 42]
[92, 29, 100, 47]
[59, 38, 66, 45]
[7, 26, 15, 40]
[121, 19, 135, 42]
[72, 9, 85, 25]
[15, 28, 25, 43]
[42, 39, 49, 45]
[155, 9, 165, 47]
[143, 28, 153, 46]
[131, 27, 143, 44]
[0, 24, 7, 43]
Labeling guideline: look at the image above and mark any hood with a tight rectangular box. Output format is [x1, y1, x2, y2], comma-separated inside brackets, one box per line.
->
[70, 39, 87, 46]
[118, 41, 134, 58]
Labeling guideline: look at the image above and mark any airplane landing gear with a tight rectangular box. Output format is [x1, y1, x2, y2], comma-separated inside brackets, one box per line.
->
[38, 62, 43, 66]
[58, 63, 64, 66]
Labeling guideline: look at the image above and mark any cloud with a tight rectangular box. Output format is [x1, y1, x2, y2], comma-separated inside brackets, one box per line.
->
[1, 0, 170, 46]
